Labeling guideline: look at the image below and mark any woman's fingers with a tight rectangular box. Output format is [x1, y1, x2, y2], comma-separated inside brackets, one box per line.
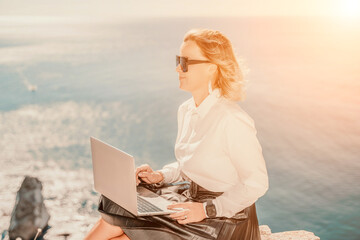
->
[172, 215, 187, 220]
[139, 175, 151, 184]
[138, 172, 155, 183]
[135, 164, 151, 177]
[169, 209, 190, 219]
[172, 214, 188, 220]
[135, 164, 153, 185]
[168, 202, 205, 224]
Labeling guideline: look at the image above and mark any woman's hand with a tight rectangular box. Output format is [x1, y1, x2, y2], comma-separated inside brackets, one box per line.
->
[167, 202, 207, 224]
[135, 164, 164, 186]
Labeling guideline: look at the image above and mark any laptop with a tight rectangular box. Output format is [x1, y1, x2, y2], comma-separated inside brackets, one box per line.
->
[90, 136, 183, 216]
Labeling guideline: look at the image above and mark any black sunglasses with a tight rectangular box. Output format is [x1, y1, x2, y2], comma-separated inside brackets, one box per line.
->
[176, 55, 211, 72]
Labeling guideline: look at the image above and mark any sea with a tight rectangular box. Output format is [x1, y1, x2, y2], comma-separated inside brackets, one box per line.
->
[0, 16, 359, 240]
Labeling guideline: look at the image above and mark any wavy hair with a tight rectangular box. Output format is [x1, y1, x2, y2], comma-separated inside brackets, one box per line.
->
[183, 28, 249, 101]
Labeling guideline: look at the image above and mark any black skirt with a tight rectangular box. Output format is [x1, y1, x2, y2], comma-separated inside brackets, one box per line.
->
[97, 175, 261, 240]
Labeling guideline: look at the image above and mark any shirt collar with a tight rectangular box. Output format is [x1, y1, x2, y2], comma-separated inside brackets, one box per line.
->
[189, 88, 222, 118]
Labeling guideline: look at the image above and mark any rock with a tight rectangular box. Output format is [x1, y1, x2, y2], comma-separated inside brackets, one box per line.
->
[8, 176, 50, 240]
[259, 225, 272, 235]
[260, 225, 320, 240]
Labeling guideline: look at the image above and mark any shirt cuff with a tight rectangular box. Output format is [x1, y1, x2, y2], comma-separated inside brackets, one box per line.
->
[203, 202, 208, 218]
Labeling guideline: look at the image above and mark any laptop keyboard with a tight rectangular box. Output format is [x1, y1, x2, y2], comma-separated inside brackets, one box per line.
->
[137, 195, 164, 213]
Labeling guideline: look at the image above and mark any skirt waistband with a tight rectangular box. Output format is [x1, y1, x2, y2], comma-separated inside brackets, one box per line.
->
[180, 170, 224, 202]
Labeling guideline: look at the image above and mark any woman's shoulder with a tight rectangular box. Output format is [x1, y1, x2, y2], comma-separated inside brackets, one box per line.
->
[214, 99, 255, 129]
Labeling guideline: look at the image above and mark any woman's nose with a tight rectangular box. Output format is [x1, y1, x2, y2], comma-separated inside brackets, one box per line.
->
[176, 64, 183, 73]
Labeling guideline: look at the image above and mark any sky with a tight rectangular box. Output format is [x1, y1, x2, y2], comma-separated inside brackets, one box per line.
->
[0, 0, 359, 19]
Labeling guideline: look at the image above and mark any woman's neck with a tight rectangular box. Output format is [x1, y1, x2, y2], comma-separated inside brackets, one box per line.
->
[193, 89, 210, 108]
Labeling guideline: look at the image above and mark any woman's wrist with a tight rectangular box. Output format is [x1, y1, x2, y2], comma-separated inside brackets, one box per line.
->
[157, 171, 164, 181]
[154, 170, 165, 185]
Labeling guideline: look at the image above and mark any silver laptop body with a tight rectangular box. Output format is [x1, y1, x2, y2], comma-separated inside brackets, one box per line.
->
[90, 136, 181, 216]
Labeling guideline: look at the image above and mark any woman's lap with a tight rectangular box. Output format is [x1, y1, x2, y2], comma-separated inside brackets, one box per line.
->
[97, 182, 259, 240]
[99, 194, 236, 240]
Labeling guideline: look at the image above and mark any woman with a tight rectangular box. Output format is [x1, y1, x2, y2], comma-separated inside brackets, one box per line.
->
[84, 28, 269, 240]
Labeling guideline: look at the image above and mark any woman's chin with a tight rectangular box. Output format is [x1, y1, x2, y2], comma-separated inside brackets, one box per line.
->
[179, 83, 186, 90]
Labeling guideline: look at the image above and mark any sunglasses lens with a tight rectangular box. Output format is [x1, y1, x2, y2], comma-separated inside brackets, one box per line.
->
[182, 58, 187, 72]
[180, 57, 187, 72]
[176, 56, 187, 72]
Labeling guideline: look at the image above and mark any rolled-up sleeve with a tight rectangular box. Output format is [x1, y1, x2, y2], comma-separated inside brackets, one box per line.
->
[212, 114, 269, 218]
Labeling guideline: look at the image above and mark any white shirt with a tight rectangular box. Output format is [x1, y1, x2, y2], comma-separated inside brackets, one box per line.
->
[157, 88, 269, 218]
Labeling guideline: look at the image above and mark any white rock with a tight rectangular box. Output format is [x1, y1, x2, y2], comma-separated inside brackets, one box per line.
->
[259, 225, 320, 240]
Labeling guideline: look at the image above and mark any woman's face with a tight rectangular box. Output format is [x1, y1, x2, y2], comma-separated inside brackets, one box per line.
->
[176, 40, 217, 93]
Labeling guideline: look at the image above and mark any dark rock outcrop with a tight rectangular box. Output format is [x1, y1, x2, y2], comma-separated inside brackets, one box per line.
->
[8, 176, 50, 240]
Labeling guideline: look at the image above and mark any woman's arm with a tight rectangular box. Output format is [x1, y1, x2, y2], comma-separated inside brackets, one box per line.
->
[156, 161, 183, 184]
[212, 114, 269, 218]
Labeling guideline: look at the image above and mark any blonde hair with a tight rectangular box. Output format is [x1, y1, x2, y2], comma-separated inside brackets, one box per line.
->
[183, 28, 249, 101]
